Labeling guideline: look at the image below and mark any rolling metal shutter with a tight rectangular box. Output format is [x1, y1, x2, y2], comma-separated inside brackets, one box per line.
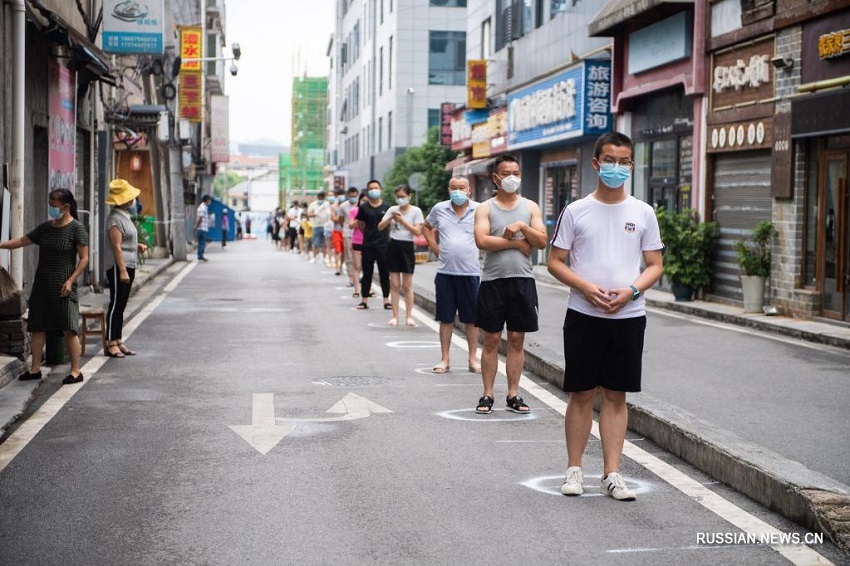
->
[710, 151, 772, 299]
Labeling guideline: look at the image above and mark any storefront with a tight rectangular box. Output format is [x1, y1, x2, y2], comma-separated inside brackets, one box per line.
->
[705, 36, 776, 300]
[788, 9, 850, 322]
[505, 60, 612, 258]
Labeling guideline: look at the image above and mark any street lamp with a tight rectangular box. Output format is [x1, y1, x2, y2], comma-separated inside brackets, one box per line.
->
[173, 42, 243, 76]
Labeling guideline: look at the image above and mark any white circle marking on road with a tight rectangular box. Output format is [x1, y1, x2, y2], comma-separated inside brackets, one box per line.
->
[521, 474, 652, 498]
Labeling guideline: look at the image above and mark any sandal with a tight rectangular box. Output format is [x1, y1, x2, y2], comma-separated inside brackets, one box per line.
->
[506, 395, 531, 413]
[475, 395, 494, 414]
[356, 302, 369, 310]
[117, 342, 136, 356]
[432, 361, 450, 374]
[352, 292, 360, 298]
[105, 341, 125, 358]
[468, 362, 482, 374]
[383, 302, 392, 310]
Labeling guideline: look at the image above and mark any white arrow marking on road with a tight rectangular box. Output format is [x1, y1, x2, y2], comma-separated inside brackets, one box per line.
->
[276, 392, 393, 423]
[229, 393, 296, 455]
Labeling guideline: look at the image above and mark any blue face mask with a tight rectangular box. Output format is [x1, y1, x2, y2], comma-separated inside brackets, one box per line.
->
[48, 206, 63, 219]
[449, 191, 468, 206]
[368, 189, 381, 200]
[349, 197, 357, 204]
[598, 163, 631, 189]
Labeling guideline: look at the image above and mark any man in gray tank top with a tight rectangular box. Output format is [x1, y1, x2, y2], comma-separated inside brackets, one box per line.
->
[472, 154, 548, 415]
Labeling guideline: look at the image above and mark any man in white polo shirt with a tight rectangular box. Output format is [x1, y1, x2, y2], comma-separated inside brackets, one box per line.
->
[422, 176, 481, 375]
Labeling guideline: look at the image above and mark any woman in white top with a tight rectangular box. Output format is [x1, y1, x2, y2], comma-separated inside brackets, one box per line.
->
[378, 185, 424, 326]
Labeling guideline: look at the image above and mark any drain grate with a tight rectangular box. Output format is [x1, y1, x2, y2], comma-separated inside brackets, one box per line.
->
[312, 376, 397, 386]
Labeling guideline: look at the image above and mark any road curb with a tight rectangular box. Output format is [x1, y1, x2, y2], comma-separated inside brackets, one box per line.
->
[413, 284, 850, 554]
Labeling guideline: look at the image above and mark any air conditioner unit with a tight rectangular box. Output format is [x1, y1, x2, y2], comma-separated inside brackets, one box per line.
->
[340, 126, 348, 134]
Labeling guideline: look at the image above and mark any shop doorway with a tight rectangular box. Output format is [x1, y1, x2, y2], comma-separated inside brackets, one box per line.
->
[821, 152, 849, 321]
[542, 164, 577, 262]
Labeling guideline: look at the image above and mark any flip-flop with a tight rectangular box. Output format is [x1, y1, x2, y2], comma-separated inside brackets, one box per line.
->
[468, 362, 482, 374]
[356, 302, 369, 310]
[406, 320, 417, 327]
[432, 361, 450, 374]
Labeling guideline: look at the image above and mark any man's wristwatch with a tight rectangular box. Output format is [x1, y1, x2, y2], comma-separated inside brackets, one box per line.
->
[629, 285, 641, 301]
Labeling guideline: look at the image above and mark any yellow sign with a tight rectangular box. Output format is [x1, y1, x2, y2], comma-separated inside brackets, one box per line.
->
[819, 28, 850, 59]
[467, 60, 487, 109]
[180, 26, 203, 71]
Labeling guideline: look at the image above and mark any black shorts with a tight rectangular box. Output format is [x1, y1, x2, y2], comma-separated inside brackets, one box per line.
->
[386, 239, 415, 273]
[434, 273, 479, 324]
[352, 242, 362, 252]
[561, 309, 646, 393]
[475, 277, 538, 333]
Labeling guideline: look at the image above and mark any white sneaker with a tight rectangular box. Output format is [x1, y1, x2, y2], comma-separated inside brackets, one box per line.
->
[560, 466, 583, 496]
[601, 472, 636, 501]
[308, 257, 316, 264]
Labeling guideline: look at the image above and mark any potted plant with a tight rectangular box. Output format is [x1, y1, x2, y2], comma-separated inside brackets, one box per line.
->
[656, 208, 720, 301]
[735, 220, 775, 313]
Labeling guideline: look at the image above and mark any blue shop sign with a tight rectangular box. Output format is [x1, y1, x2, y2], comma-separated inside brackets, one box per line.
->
[507, 61, 611, 150]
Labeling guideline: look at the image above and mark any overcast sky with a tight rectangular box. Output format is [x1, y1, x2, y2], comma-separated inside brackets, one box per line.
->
[225, 0, 334, 147]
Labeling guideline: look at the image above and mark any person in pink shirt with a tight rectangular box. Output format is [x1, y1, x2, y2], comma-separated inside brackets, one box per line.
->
[349, 190, 367, 299]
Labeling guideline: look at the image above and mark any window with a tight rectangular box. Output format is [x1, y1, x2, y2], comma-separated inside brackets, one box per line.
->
[481, 17, 491, 59]
[430, 0, 467, 6]
[380, 0, 384, 24]
[428, 108, 440, 129]
[379, 47, 384, 95]
[388, 36, 393, 89]
[429, 31, 466, 85]
[378, 117, 383, 151]
[388, 111, 393, 148]
[550, 0, 568, 19]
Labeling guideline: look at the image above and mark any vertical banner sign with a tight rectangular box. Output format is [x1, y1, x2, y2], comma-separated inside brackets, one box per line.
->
[467, 60, 488, 109]
[179, 26, 203, 123]
[210, 95, 230, 163]
[102, 0, 164, 54]
[440, 102, 454, 146]
[48, 59, 77, 194]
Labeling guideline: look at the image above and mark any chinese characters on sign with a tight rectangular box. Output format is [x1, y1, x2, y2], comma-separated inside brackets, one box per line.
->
[48, 60, 76, 193]
[210, 95, 230, 163]
[818, 29, 850, 59]
[584, 63, 611, 133]
[440, 103, 454, 146]
[102, 0, 164, 54]
[506, 61, 611, 150]
[179, 26, 203, 123]
[467, 60, 488, 109]
[713, 55, 771, 92]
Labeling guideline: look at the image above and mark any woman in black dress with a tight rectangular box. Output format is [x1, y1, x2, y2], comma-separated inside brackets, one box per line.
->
[0, 189, 89, 384]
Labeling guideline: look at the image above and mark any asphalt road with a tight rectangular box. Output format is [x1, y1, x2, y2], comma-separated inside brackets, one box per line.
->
[0, 240, 845, 565]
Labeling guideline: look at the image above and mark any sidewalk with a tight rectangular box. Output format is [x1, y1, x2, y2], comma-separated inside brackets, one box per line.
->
[411, 261, 850, 553]
[0, 255, 175, 439]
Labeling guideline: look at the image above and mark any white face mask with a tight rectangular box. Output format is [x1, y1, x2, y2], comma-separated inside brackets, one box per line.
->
[396, 197, 409, 206]
[500, 175, 521, 194]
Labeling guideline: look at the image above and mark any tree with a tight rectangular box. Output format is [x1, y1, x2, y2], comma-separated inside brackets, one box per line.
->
[383, 126, 459, 214]
[213, 171, 244, 200]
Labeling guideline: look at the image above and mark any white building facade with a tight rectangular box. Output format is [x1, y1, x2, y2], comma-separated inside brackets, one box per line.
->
[328, 0, 469, 189]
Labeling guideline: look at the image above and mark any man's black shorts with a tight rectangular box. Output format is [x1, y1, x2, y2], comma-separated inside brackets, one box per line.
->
[561, 309, 646, 393]
[475, 277, 538, 333]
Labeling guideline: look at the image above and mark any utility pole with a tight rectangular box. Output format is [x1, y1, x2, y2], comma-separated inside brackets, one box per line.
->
[162, 0, 187, 260]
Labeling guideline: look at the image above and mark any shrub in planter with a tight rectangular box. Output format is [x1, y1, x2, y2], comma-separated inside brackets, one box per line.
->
[656, 208, 720, 292]
[735, 220, 775, 277]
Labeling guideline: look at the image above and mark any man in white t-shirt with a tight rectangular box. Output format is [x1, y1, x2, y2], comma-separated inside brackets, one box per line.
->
[547, 132, 663, 501]
[307, 192, 332, 263]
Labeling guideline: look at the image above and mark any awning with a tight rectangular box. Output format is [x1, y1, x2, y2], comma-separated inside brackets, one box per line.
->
[444, 155, 471, 172]
[588, 0, 693, 37]
[27, 0, 114, 82]
[452, 157, 496, 177]
[791, 89, 850, 139]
